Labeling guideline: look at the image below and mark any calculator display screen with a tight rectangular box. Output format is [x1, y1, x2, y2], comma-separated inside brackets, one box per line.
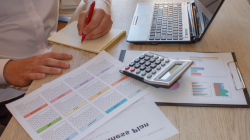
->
[160, 64, 181, 80]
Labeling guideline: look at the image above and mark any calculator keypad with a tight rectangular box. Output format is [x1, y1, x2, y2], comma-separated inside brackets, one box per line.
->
[124, 52, 170, 79]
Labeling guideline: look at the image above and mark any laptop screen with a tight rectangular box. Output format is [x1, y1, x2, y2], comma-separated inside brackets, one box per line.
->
[195, 0, 223, 37]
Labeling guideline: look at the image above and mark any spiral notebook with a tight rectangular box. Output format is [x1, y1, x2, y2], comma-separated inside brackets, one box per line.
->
[47, 21, 126, 53]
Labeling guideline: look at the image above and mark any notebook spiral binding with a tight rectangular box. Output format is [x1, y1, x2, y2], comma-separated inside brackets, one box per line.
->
[227, 61, 246, 91]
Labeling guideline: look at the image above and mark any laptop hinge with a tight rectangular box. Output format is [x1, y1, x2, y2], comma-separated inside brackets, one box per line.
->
[188, 2, 200, 41]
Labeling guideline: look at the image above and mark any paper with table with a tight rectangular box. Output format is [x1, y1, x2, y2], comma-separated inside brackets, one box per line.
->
[47, 21, 126, 53]
[122, 50, 248, 106]
[6, 51, 153, 140]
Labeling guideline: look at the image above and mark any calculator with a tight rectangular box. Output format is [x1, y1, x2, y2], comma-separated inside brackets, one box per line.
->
[119, 52, 193, 87]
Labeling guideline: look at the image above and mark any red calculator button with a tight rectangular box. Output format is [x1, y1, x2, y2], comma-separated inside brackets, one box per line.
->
[125, 66, 130, 70]
[130, 67, 135, 72]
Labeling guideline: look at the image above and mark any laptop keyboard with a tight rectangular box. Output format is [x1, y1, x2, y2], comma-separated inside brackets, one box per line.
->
[149, 3, 183, 41]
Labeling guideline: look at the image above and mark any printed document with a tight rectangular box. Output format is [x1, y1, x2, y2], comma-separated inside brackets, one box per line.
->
[123, 50, 247, 105]
[6, 51, 152, 140]
[84, 99, 179, 140]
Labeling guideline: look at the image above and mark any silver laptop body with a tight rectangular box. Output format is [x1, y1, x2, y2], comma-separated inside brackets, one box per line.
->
[127, 0, 224, 44]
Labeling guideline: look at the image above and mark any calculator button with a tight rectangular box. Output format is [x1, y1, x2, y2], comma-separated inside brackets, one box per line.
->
[125, 66, 130, 70]
[154, 55, 159, 59]
[139, 55, 145, 59]
[152, 70, 156, 74]
[144, 56, 150, 61]
[155, 60, 161, 65]
[134, 64, 141, 68]
[136, 69, 141, 74]
[130, 67, 135, 72]
[145, 61, 151, 66]
[139, 60, 145, 64]
[140, 65, 146, 70]
[134, 58, 140, 63]
[150, 63, 156, 68]
[165, 58, 170, 63]
[161, 62, 166, 66]
[129, 62, 135, 66]
[156, 66, 161, 70]
[144, 53, 154, 57]
[147, 74, 152, 78]
[149, 58, 156, 63]
[159, 57, 164, 61]
[145, 67, 152, 73]
[141, 71, 146, 76]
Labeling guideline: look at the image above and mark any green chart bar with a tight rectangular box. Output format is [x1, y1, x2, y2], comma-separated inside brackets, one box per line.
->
[37, 117, 62, 133]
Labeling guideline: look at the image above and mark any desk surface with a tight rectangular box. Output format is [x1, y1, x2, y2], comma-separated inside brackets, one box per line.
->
[1, 0, 250, 139]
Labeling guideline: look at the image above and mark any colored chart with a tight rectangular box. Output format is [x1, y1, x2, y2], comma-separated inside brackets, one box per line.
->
[190, 56, 227, 77]
[163, 82, 180, 90]
[192, 82, 210, 96]
[214, 83, 230, 97]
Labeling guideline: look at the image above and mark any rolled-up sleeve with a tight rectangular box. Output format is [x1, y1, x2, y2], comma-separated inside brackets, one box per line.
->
[0, 59, 10, 85]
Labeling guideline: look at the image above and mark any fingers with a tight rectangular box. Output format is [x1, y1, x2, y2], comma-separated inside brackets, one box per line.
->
[27, 73, 46, 80]
[82, 9, 105, 36]
[88, 21, 113, 40]
[85, 14, 112, 40]
[40, 52, 72, 60]
[40, 58, 70, 69]
[77, 11, 88, 36]
[33, 65, 62, 75]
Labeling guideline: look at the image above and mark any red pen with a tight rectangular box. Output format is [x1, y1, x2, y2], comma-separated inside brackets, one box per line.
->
[81, 1, 96, 43]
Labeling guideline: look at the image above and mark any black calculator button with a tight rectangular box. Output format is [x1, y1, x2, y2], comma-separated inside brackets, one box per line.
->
[144, 56, 150, 61]
[149, 58, 156, 63]
[155, 60, 161, 65]
[129, 62, 135, 66]
[145, 61, 151, 66]
[145, 67, 152, 73]
[134, 64, 141, 68]
[139, 60, 145, 64]
[134, 58, 140, 63]
[139, 55, 145, 59]
[150, 63, 156, 68]
[140, 65, 146, 70]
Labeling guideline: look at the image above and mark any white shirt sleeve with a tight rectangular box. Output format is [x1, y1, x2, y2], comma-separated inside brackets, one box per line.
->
[0, 59, 10, 85]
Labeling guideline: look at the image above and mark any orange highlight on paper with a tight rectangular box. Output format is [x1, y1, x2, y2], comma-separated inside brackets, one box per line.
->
[24, 104, 48, 118]
[111, 76, 129, 86]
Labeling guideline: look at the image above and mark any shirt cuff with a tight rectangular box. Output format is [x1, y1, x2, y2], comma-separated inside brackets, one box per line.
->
[0, 59, 11, 85]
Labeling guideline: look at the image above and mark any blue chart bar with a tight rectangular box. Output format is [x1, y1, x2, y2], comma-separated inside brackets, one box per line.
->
[105, 99, 127, 114]
[191, 67, 204, 70]
[80, 115, 104, 131]
[65, 132, 78, 140]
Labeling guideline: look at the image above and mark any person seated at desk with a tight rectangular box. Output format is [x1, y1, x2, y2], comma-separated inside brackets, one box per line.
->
[0, 0, 112, 126]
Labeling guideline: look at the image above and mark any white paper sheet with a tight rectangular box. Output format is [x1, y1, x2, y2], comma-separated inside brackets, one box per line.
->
[123, 50, 247, 105]
[6, 51, 153, 140]
[84, 98, 179, 140]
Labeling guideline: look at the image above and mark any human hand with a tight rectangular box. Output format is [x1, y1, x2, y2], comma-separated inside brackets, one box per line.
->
[77, 8, 113, 40]
[3, 52, 72, 87]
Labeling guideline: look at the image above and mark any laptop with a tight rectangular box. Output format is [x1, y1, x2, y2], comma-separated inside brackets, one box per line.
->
[127, 0, 225, 44]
